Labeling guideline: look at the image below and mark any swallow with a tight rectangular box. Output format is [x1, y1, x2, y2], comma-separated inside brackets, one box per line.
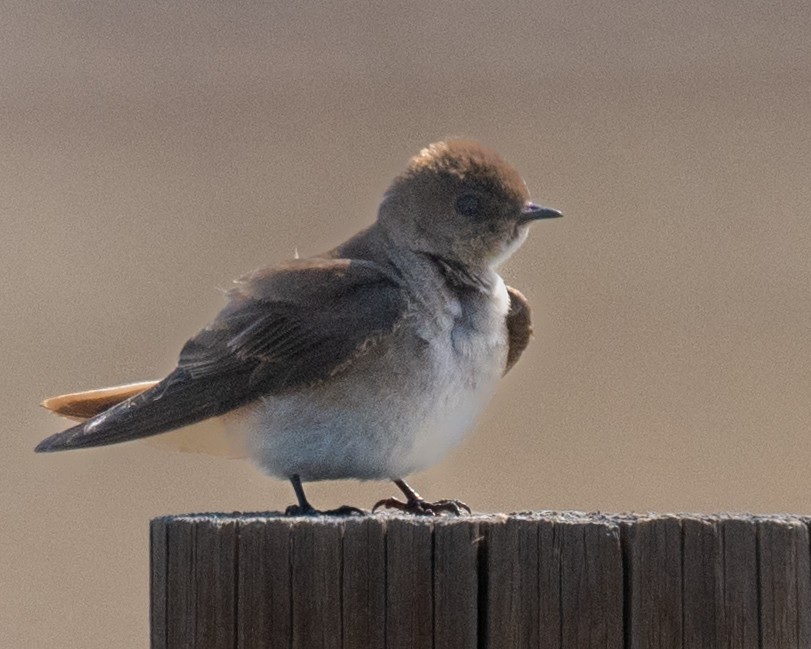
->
[37, 139, 562, 515]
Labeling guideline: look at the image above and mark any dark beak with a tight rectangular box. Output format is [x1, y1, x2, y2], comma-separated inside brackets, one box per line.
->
[520, 202, 563, 221]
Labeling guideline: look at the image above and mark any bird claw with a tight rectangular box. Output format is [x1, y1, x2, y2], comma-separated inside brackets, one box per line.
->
[372, 496, 471, 516]
[285, 504, 366, 517]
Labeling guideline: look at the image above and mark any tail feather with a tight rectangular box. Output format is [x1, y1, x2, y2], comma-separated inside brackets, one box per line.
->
[39, 379, 248, 459]
[35, 366, 257, 453]
[41, 381, 159, 421]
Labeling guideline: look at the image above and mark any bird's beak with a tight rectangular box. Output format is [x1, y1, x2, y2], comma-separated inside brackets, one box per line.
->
[520, 202, 563, 221]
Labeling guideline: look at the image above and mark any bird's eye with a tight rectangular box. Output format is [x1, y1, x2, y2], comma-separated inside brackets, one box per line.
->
[455, 194, 481, 217]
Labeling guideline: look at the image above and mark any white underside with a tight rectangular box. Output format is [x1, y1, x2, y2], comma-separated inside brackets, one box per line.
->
[233, 276, 510, 481]
[143, 417, 248, 458]
[142, 277, 510, 482]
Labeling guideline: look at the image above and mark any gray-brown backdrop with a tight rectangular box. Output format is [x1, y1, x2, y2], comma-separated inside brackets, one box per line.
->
[3, 2, 810, 647]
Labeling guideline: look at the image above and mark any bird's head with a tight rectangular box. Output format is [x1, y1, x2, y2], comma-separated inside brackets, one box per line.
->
[379, 139, 561, 269]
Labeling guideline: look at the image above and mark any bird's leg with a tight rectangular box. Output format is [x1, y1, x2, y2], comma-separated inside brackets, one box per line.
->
[284, 474, 365, 516]
[372, 479, 471, 516]
[285, 474, 317, 515]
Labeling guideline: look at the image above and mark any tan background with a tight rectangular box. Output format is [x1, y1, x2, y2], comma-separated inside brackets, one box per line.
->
[3, 1, 811, 646]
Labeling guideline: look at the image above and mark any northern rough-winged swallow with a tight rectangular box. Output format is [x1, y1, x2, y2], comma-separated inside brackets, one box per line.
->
[36, 140, 561, 515]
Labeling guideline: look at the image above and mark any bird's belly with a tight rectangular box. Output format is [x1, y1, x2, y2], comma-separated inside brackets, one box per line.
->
[234, 327, 507, 482]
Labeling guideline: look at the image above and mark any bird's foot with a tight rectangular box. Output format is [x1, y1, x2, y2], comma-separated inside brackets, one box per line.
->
[285, 503, 366, 517]
[372, 496, 471, 516]
[285, 474, 365, 516]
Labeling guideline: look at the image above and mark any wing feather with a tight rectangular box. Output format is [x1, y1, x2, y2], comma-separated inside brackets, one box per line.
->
[36, 258, 407, 452]
[504, 285, 533, 374]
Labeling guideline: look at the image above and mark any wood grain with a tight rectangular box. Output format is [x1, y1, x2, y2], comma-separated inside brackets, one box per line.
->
[342, 517, 386, 648]
[150, 512, 811, 648]
[236, 517, 293, 649]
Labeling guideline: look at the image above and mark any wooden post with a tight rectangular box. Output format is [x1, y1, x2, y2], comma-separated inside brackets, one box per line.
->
[150, 512, 811, 648]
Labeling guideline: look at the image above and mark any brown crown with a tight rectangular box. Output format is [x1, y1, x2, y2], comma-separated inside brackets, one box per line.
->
[398, 139, 529, 204]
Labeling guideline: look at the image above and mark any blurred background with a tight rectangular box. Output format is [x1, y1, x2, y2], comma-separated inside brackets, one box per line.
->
[3, 1, 810, 646]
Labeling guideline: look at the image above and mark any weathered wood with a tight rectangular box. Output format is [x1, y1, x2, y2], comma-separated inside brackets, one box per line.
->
[150, 512, 811, 649]
[152, 515, 239, 649]
[341, 517, 386, 648]
[290, 517, 343, 649]
[149, 517, 168, 649]
[482, 513, 623, 648]
[681, 515, 761, 649]
[682, 516, 723, 648]
[758, 517, 811, 648]
[721, 518, 760, 648]
[623, 515, 683, 649]
[433, 518, 479, 649]
[483, 516, 543, 648]
[237, 517, 293, 649]
[385, 517, 434, 649]
[194, 517, 238, 647]
[560, 517, 623, 647]
[164, 517, 196, 647]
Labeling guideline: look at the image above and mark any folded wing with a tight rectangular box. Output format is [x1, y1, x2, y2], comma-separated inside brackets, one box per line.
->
[36, 258, 406, 452]
[504, 285, 532, 374]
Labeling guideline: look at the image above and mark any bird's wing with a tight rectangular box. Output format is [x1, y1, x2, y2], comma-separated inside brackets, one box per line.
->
[504, 285, 533, 375]
[36, 258, 407, 452]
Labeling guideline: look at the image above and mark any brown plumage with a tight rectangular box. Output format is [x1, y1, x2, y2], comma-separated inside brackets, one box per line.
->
[42, 286, 533, 424]
[36, 139, 561, 515]
[392, 140, 529, 205]
[505, 286, 533, 374]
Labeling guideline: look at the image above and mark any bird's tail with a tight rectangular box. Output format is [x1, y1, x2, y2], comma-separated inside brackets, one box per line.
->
[41, 380, 159, 421]
[39, 378, 248, 459]
[36, 367, 256, 454]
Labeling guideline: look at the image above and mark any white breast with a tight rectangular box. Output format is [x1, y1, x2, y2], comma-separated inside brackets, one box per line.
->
[236, 276, 511, 482]
[398, 277, 509, 474]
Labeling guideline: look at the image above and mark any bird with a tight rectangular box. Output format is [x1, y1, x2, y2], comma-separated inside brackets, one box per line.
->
[36, 139, 562, 516]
